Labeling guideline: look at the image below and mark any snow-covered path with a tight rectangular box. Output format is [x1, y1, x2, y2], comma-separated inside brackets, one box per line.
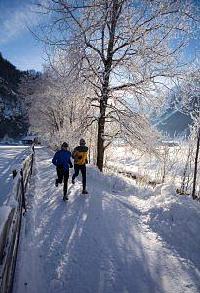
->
[14, 147, 200, 293]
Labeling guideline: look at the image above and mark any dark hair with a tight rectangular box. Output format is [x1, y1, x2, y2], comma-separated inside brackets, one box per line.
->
[61, 142, 68, 148]
[80, 138, 86, 145]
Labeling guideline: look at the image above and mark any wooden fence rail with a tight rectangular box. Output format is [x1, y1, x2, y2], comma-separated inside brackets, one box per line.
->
[0, 151, 34, 293]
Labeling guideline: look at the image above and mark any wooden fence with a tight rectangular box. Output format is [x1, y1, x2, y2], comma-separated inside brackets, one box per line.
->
[0, 151, 34, 293]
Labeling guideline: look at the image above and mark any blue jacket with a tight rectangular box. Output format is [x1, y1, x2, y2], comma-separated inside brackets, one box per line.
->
[52, 150, 73, 171]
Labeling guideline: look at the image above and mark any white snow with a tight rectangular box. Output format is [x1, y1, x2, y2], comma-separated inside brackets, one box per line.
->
[13, 147, 200, 293]
[0, 145, 32, 235]
[0, 206, 11, 235]
[0, 145, 29, 205]
[105, 143, 198, 193]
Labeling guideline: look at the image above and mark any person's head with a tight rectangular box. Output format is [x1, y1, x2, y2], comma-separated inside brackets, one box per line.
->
[79, 138, 86, 146]
[61, 142, 69, 150]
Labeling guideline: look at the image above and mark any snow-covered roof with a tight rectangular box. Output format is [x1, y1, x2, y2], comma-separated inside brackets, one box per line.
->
[21, 135, 37, 141]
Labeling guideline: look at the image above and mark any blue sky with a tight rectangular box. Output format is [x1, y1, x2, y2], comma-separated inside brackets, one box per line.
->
[0, 0, 199, 72]
[0, 0, 44, 71]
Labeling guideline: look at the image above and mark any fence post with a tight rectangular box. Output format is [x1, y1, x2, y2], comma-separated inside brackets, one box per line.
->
[12, 170, 17, 179]
[20, 169, 26, 212]
[30, 153, 34, 176]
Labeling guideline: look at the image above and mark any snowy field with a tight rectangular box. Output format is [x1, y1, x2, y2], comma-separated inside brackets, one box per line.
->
[13, 147, 200, 293]
[0, 145, 29, 205]
[105, 143, 198, 193]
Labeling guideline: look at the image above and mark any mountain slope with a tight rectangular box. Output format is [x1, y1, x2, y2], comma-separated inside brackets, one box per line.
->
[156, 109, 192, 137]
[0, 53, 29, 139]
[155, 71, 200, 138]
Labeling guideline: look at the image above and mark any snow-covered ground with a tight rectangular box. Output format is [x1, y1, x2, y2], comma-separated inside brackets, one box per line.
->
[14, 147, 200, 293]
[105, 144, 198, 193]
[0, 145, 29, 205]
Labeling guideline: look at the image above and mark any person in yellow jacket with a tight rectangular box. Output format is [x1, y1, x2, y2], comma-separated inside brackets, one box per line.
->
[72, 138, 88, 194]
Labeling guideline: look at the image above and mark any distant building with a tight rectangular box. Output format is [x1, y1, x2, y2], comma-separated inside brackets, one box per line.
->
[21, 135, 40, 145]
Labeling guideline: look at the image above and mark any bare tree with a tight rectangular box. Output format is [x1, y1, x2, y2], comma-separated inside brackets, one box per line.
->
[176, 69, 200, 199]
[21, 64, 92, 148]
[35, 0, 198, 171]
[180, 142, 192, 195]
[192, 126, 200, 199]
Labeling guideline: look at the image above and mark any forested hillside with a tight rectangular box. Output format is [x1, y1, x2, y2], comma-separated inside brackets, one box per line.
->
[0, 53, 29, 139]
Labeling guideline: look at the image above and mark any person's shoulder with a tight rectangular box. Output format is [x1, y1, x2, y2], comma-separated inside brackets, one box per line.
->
[73, 145, 88, 152]
[79, 145, 88, 152]
[83, 145, 88, 151]
[74, 146, 79, 151]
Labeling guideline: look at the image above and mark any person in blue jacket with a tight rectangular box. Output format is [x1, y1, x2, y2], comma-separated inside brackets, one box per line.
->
[52, 142, 73, 200]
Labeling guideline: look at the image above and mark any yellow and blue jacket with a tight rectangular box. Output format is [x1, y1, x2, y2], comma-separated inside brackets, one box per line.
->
[72, 145, 88, 165]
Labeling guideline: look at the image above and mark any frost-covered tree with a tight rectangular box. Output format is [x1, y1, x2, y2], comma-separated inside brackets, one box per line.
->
[36, 0, 198, 170]
[22, 64, 92, 149]
[177, 69, 200, 199]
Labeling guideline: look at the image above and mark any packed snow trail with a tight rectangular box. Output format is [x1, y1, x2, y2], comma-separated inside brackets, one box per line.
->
[14, 147, 200, 293]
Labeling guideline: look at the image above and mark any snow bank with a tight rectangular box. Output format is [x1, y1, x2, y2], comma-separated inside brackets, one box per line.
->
[6, 173, 20, 208]
[0, 206, 11, 236]
[87, 165, 138, 194]
[0, 146, 29, 237]
[4, 148, 33, 207]
[144, 184, 200, 270]
[106, 143, 194, 191]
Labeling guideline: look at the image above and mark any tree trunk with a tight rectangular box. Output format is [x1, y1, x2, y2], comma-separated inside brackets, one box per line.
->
[97, 101, 106, 171]
[180, 147, 191, 194]
[192, 127, 200, 199]
[96, 0, 121, 171]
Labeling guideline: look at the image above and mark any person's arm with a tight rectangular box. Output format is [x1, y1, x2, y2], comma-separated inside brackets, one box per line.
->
[52, 152, 58, 166]
[72, 149, 76, 159]
[68, 153, 73, 168]
[85, 147, 89, 164]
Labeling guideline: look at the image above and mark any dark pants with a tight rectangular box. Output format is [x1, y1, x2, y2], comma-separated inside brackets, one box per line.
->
[56, 166, 69, 196]
[72, 164, 86, 190]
